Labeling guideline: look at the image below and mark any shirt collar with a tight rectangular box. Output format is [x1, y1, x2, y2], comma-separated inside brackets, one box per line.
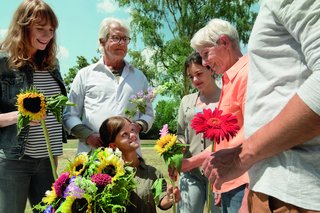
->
[223, 55, 248, 82]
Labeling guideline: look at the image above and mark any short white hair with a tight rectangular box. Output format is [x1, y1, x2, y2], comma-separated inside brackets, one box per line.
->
[190, 18, 240, 52]
[98, 17, 130, 53]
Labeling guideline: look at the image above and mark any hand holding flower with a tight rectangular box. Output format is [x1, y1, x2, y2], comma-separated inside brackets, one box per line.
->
[202, 144, 247, 190]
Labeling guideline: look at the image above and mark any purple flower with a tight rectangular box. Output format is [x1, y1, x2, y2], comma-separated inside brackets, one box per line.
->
[63, 176, 85, 198]
[54, 172, 70, 197]
[44, 205, 54, 213]
[91, 174, 112, 187]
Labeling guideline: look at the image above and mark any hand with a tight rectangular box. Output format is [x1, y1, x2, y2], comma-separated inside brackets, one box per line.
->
[214, 193, 221, 206]
[202, 144, 248, 190]
[86, 133, 103, 148]
[166, 185, 181, 203]
[29, 120, 41, 126]
[133, 122, 142, 133]
[168, 166, 178, 181]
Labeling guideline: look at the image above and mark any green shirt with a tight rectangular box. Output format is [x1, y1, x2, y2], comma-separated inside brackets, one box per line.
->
[126, 159, 167, 213]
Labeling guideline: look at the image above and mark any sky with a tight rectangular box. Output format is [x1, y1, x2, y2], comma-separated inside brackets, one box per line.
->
[0, 0, 138, 76]
[0, 1, 260, 78]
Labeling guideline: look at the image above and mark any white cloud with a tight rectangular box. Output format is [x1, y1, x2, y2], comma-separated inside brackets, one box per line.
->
[57, 45, 69, 60]
[97, 0, 119, 13]
[0, 28, 8, 38]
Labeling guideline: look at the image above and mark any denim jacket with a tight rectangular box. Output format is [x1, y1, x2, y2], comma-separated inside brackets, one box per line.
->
[0, 53, 67, 159]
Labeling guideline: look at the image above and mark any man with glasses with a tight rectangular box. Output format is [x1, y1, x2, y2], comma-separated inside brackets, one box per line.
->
[63, 17, 154, 156]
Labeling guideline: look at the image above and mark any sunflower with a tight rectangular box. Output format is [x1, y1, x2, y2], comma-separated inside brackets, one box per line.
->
[17, 89, 46, 121]
[42, 186, 57, 205]
[154, 133, 177, 155]
[60, 194, 92, 213]
[69, 153, 89, 176]
[191, 108, 239, 144]
[96, 154, 125, 182]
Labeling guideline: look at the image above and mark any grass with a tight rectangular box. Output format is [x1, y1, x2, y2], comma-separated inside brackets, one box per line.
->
[25, 140, 173, 213]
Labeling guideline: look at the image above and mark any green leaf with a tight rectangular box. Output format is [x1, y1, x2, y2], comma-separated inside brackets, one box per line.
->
[170, 153, 184, 173]
[151, 178, 165, 205]
[46, 94, 76, 123]
[17, 114, 30, 134]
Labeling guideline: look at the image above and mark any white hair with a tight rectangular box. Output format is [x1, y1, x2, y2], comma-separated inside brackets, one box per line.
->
[190, 18, 240, 52]
[98, 17, 130, 53]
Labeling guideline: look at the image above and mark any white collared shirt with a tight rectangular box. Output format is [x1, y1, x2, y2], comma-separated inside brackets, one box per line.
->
[63, 58, 154, 153]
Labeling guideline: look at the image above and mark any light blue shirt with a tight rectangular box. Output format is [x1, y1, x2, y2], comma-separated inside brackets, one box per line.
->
[63, 58, 154, 153]
[245, 0, 320, 210]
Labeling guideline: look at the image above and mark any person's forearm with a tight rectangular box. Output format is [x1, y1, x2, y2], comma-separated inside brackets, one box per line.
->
[0, 111, 18, 127]
[240, 94, 320, 168]
[70, 124, 95, 140]
[182, 150, 211, 172]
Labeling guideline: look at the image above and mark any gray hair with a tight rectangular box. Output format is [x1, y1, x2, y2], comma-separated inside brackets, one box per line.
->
[190, 18, 240, 52]
[98, 17, 130, 53]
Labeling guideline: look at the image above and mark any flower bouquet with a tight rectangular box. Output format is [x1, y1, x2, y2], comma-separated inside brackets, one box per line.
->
[154, 124, 187, 213]
[125, 85, 166, 118]
[34, 147, 137, 213]
[191, 107, 240, 212]
[16, 87, 75, 180]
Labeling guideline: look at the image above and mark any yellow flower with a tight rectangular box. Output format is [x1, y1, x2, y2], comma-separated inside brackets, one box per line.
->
[42, 186, 57, 204]
[154, 134, 177, 155]
[69, 153, 89, 176]
[60, 195, 92, 213]
[17, 90, 46, 120]
[96, 154, 125, 182]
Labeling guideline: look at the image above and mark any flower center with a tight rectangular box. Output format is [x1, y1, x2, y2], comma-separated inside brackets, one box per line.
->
[23, 97, 41, 113]
[103, 165, 116, 177]
[207, 118, 221, 128]
[71, 198, 88, 213]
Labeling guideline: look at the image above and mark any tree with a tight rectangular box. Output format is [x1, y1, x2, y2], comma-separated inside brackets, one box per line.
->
[116, 0, 258, 99]
[63, 56, 99, 93]
[142, 99, 180, 139]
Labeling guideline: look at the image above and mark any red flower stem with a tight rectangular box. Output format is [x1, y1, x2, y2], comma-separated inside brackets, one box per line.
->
[207, 140, 215, 213]
[40, 119, 58, 180]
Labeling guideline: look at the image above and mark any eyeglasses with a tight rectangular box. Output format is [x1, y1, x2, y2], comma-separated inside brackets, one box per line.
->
[108, 34, 131, 44]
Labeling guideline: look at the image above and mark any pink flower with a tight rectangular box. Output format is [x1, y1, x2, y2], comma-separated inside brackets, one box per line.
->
[159, 124, 169, 137]
[54, 172, 70, 197]
[191, 108, 239, 144]
[91, 174, 112, 187]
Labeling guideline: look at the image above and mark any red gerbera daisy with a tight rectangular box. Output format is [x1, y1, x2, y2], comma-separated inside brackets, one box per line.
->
[191, 108, 239, 144]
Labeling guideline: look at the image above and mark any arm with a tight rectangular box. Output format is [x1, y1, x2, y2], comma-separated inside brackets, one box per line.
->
[136, 79, 154, 132]
[62, 68, 86, 133]
[159, 184, 181, 210]
[203, 94, 320, 189]
[0, 111, 18, 127]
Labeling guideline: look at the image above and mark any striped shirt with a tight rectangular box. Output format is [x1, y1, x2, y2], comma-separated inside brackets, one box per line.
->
[24, 71, 63, 158]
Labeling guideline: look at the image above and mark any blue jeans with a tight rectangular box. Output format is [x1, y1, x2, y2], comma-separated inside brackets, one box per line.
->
[0, 155, 54, 213]
[178, 172, 221, 213]
[221, 184, 246, 213]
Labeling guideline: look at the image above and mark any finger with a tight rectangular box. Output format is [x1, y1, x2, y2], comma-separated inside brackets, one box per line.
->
[213, 178, 222, 190]
[202, 157, 210, 170]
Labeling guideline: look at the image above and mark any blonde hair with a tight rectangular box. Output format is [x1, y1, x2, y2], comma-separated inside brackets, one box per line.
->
[0, 0, 58, 70]
[98, 17, 130, 54]
[191, 18, 240, 52]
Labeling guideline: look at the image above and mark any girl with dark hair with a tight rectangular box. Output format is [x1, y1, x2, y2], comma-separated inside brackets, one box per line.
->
[99, 116, 181, 213]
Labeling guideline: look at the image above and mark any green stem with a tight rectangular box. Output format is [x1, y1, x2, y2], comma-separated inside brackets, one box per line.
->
[171, 164, 176, 213]
[40, 119, 58, 180]
[207, 140, 215, 213]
